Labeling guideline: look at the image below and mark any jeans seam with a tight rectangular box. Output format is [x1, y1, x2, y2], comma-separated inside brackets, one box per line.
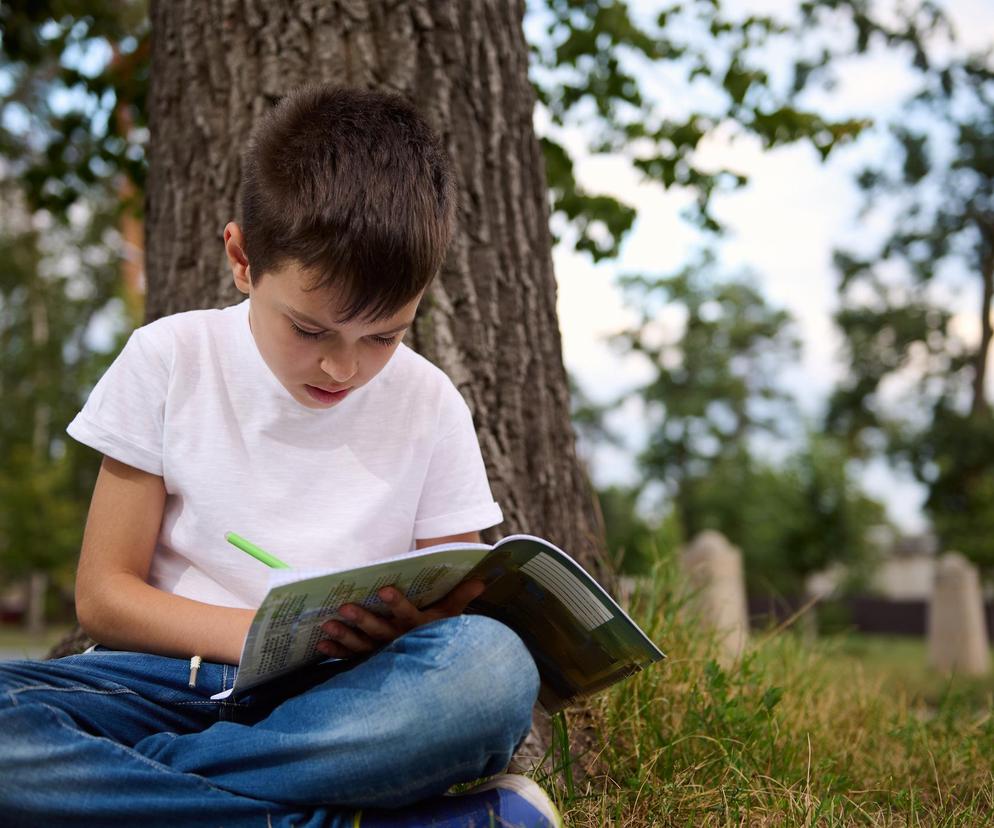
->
[172, 700, 225, 707]
[8, 685, 137, 707]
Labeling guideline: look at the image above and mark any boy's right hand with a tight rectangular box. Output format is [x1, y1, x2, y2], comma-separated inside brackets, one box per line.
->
[316, 578, 485, 658]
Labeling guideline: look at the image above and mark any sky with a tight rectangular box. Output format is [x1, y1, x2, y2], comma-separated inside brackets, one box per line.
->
[536, 0, 994, 534]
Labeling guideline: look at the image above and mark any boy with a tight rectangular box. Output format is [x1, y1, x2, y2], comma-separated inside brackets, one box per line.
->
[0, 86, 562, 827]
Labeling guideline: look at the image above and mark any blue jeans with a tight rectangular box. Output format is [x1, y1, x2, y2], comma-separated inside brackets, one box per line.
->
[0, 615, 539, 827]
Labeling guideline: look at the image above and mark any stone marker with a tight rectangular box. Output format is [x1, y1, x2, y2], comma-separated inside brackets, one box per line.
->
[682, 530, 749, 664]
[617, 575, 652, 611]
[927, 552, 990, 676]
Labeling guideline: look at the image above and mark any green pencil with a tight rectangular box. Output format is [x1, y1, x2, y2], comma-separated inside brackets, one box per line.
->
[225, 531, 291, 569]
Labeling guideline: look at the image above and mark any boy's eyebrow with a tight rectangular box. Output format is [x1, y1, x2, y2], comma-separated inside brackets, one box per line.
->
[285, 305, 414, 335]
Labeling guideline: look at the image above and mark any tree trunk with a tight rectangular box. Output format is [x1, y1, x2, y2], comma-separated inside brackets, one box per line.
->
[49, 0, 608, 771]
[144, 0, 607, 581]
[971, 221, 993, 418]
[25, 570, 48, 636]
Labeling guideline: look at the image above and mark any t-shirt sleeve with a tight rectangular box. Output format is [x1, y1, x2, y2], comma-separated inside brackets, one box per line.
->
[413, 386, 503, 539]
[66, 324, 171, 476]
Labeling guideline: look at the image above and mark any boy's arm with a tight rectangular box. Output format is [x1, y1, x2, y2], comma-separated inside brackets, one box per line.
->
[75, 456, 255, 665]
[415, 531, 481, 549]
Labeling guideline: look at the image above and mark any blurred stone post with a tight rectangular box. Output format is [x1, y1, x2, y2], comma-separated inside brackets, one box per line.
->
[682, 530, 749, 664]
[927, 552, 990, 676]
[617, 575, 652, 612]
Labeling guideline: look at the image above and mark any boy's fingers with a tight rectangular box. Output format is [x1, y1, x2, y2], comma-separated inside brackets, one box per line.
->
[433, 579, 486, 616]
[426, 581, 486, 618]
[316, 639, 351, 659]
[320, 620, 378, 653]
[378, 587, 422, 629]
[371, 579, 487, 634]
[338, 604, 399, 642]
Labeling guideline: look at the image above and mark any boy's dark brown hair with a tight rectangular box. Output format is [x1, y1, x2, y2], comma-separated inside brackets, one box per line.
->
[240, 85, 457, 321]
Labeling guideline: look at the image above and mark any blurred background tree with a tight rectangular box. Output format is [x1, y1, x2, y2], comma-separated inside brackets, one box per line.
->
[612, 252, 801, 531]
[604, 253, 885, 594]
[0, 0, 148, 216]
[0, 1, 145, 628]
[1, 0, 987, 625]
[826, 38, 994, 572]
[0, 184, 124, 630]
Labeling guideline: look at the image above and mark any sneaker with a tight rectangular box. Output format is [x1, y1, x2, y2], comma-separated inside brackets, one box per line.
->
[356, 773, 563, 827]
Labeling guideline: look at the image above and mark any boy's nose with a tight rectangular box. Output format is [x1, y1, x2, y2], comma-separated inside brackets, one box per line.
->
[319, 352, 358, 384]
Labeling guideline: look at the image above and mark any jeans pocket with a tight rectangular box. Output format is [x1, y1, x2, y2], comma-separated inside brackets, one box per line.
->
[66, 647, 203, 703]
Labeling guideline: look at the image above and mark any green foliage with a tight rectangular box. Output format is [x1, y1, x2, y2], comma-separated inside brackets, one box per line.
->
[0, 445, 86, 580]
[825, 8, 994, 570]
[3, 2, 868, 260]
[612, 251, 799, 513]
[534, 0, 868, 247]
[597, 485, 681, 574]
[770, 437, 885, 588]
[0, 0, 149, 216]
[0, 191, 124, 594]
[595, 250, 886, 592]
[0, 4, 143, 608]
[541, 135, 638, 260]
[675, 437, 884, 594]
[899, 406, 994, 570]
[678, 448, 797, 585]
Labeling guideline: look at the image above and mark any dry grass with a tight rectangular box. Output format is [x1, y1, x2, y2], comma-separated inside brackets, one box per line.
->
[537, 563, 994, 827]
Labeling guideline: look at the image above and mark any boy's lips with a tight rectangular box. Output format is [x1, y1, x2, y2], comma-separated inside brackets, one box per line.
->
[304, 384, 352, 405]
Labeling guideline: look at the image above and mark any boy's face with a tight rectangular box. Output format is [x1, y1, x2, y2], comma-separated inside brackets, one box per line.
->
[224, 222, 421, 410]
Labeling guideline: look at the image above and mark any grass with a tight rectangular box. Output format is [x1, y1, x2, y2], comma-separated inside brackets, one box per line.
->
[0, 623, 74, 659]
[832, 635, 994, 712]
[539, 561, 994, 826]
[4, 587, 992, 824]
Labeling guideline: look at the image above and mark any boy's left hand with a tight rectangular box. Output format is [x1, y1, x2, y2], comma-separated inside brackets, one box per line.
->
[316, 579, 486, 658]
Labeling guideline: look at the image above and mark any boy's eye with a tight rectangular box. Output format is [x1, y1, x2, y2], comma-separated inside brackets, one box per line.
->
[369, 334, 399, 347]
[290, 321, 324, 339]
[290, 320, 398, 347]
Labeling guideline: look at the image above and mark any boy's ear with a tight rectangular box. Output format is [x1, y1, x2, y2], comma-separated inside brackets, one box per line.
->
[224, 222, 252, 295]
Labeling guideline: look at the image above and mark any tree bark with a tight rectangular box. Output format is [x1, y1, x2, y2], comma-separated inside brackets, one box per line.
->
[25, 570, 48, 636]
[52, 0, 609, 770]
[971, 220, 993, 418]
[143, 0, 607, 581]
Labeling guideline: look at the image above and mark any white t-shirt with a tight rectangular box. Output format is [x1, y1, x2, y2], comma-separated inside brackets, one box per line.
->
[67, 299, 502, 609]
